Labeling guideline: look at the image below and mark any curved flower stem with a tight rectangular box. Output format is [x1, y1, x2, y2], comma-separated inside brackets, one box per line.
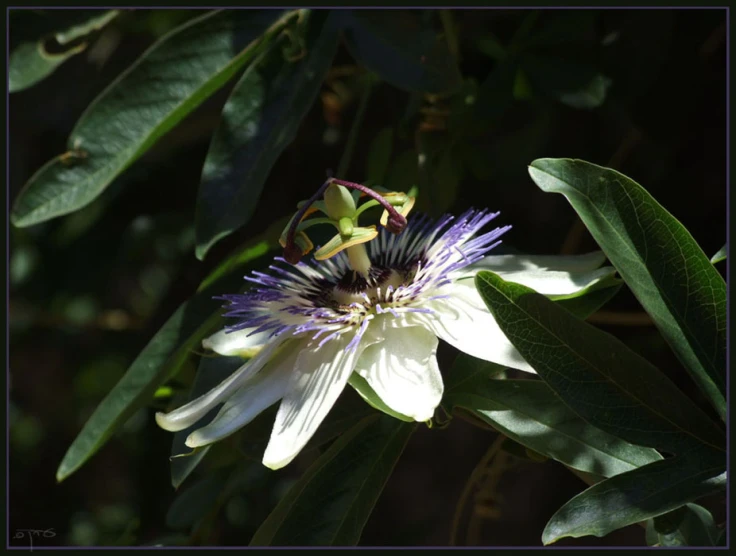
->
[329, 178, 407, 233]
[283, 178, 333, 262]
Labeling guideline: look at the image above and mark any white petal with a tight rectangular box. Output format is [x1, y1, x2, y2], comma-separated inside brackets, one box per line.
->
[354, 325, 442, 422]
[262, 332, 367, 470]
[202, 327, 272, 357]
[417, 286, 536, 374]
[454, 255, 616, 299]
[492, 266, 615, 298]
[155, 337, 285, 432]
[185, 339, 305, 448]
[462, 251, 607, 276]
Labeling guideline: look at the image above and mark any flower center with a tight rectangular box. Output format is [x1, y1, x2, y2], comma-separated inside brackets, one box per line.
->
[331, 266, 413, 310]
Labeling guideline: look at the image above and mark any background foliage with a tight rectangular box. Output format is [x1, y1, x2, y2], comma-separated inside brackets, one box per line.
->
[9, 8, 726, 547]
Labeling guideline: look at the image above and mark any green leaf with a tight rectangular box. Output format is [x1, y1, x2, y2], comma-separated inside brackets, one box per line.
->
[384, 149, 418, 194]
[9, 10, 120, 93]
[365, 127, 394, 185]
[447, 378, 662, 478]
[57, 228, 279, 483]
[710, 244, 726, 265]
[543, 452, 726, 544]
[554, 274, 622, 318]
[170, 356, 245, 489]
[194, 11, 340, 259]
[54, 9, 120, 45]
[250, 415, 415, 546]
[444, 275, 620, 394]
[474, 271, 726, 456]
[648, 503, 720, 547]
[558, 74, 612, 110]
[166, 473, 228, 530]
[445, 353, 507, 395]
[348, 374, 413, 423]
[528, 159, 726, 420]
[12, 9, 293, 227]
[339, 10, 462, 94]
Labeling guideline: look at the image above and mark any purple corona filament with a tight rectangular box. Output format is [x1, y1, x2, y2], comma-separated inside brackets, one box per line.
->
[218, 209, 511, 355]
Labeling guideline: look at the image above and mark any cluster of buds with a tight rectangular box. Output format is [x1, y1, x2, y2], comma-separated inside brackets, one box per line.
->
[279, 178, 416, 268]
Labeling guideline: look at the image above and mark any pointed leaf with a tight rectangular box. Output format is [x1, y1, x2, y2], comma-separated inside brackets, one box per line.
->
[710, 244, 726, 265]
[475, 271, 726, 456]
[339, 10, 462, 94]
[12, 9, 292, 227]
[195, 11, 340, 259]
[528, 158, 726, 420]
[543, 452, 726, 544]
[250, 415, 415, 546]
[447, 378, 662, 478]
[166, 473, 229, 530]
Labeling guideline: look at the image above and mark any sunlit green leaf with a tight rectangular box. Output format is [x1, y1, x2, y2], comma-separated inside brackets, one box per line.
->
[475, 271, 726, 455]
[195, 11, 340, 259]
[250, 415, 415, 546]
[447, 378, 662, 478]
[543, 453, 726, 544]
[12, 9, 293, 227]
[710, 244, 726, 264]
[528, 159, 726, 420]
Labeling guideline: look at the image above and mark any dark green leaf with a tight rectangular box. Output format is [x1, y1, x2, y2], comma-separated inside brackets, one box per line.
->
[57, 228, 278, 483]
[475, 271, 726, 455]
[648, 503, 719, 547]
[475, 34, 507, 61]
[384, 149, 418, 194]
[170, 356, 245, 489]
[250, 415, 415, 546]
[194, 11, 340, 259]
[9, 10, 119, 93]
[166, 474, 228, 530]
[447, 378, 662, 478]
[445, 274, 620, 394]
[12, 9, 292, 227]
[710, 244, 726, 265]
[473, 61, 517, 126]
[339, 10, 462, 94]
[365, 127, 394, 185]
[528, 159, 726, 420]
[543, 452, 726, 544]
[522, 54, 600, 99]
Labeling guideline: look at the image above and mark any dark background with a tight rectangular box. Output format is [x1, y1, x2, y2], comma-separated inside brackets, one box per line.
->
[9, 8, 727, 547]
